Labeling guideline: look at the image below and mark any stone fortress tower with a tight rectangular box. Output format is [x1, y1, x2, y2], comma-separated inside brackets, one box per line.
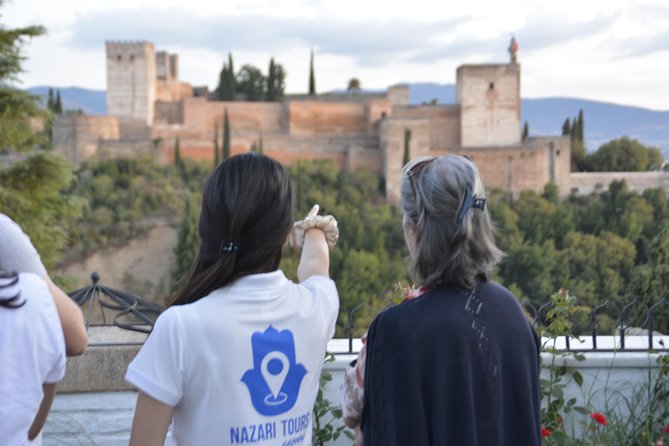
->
[54, 40, 573, 203]
[457, 64, 521, 147]
[105, 41, 157, 125]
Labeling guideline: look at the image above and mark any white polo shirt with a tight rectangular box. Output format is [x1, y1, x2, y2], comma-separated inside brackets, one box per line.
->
[126, 270, 339, 446]
[0, 273, 66, 446]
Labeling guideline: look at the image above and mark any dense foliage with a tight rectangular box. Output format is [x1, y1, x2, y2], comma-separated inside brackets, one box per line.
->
[26, 155, 666, 336]
[63, 156, 209, 264]
[582, 136, 663, 172]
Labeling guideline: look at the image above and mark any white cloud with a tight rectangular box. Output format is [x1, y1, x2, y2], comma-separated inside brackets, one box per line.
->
[3, 0, 668, 110]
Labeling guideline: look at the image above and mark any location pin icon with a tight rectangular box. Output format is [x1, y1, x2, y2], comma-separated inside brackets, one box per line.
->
[261, 351, 290, 399]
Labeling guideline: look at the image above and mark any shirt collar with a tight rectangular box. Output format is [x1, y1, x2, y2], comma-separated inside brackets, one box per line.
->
[226, 269, 290, 293]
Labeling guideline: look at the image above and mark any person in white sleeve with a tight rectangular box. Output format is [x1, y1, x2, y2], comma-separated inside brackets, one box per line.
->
[0, 271, 67, 445]
[0, 213, 88, 356]
[126, 152, 340, 446]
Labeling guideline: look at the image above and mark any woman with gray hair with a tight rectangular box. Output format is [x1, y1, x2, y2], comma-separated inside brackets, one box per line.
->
[359, 155, 541, 445]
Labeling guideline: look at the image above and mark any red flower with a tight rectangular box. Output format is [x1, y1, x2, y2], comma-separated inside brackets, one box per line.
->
[591, 412, 607, 426]
[541, 427, 552, 438]
[663, 422, 669, 433]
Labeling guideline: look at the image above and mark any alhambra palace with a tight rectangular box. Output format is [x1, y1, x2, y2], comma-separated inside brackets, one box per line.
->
[55, 40, 628, 204]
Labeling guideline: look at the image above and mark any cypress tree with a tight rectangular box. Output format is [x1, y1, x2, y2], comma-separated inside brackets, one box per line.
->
[403, 128, 411, 167]
[562, 118, 571, 135]
[258, 132, 264, 154]
[308, 49, 316, 95]
[250, 141, 258, 152]
[223, 108, 231, 160]
[213, 122, 220, 166]
[174, 136, 182, 167]
[55, 90, 62, 114]
[171, 197, 199, 290]
[570, 118, 577, 144]
[522, 121, 529, 140]
[227, 53, 235, 99]
[577, 109, 585, 143]
[266, 58, 276, 101]
[47, 88, 54, 112]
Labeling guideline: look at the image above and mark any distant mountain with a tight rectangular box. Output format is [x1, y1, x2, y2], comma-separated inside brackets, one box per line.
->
[408, 83, 669, 156]
[27, 84, 669, 156]
[28, 86, 106, 115]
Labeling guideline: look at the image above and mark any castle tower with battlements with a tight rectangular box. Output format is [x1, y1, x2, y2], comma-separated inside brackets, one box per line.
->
[106, 41, 157, 125]
[55, 40, 574, 203]
[457, 64, 521, 147]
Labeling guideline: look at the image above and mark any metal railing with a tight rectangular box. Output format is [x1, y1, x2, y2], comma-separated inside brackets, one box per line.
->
[67, 275, 669, 355]
[336, 296, 669, 355]
[68, 272, 162, 334]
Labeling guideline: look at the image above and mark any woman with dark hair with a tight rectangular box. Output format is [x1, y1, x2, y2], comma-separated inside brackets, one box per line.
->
[359, 155, 541, 445]
[0, 270, 66, 444]
[126, 153, 340, 446]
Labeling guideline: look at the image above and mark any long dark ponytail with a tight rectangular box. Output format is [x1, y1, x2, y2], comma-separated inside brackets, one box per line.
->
[171, 153, 293, 306]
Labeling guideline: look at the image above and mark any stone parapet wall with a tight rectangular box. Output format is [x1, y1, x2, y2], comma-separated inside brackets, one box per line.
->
[53, 115, 120, 163]
[44, 334, 668, 445]
[570, 171, 669, 195]
[393, 104, 461, 147]
[288, 101, 369, 136]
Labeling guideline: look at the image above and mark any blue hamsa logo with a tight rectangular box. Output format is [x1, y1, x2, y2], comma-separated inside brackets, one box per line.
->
[241, 325, 307, 416]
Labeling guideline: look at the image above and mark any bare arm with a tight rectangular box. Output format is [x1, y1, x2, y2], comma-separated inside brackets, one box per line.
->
[28, 383, 57, 440]
[44, 274, 88, 356]
[129, 391, 174, 446]
[297, 228, 329, 281]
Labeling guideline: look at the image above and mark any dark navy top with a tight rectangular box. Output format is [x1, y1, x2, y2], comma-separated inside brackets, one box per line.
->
[361, 280, 541, 446]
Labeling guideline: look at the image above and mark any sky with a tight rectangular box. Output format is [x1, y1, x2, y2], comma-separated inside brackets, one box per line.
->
[4, 0, 669, 111]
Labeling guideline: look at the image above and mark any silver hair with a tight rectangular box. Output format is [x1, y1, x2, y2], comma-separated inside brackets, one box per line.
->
[400, 155, 504, 289]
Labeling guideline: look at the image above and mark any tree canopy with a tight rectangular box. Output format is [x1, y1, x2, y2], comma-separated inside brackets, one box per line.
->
[584, 136, 663, 172]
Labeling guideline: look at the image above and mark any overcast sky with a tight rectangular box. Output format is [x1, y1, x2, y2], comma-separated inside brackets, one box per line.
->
[4, 0, 669, 110]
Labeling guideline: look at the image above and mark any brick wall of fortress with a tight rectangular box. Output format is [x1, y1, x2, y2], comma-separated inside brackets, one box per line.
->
[150, 97, 390, 174]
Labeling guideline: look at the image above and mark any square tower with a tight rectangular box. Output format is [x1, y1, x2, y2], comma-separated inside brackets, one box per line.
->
[106, 41, 156, 125]
[457, 64, 521, 147]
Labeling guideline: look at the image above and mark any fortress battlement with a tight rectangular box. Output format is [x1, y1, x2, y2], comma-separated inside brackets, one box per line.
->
[55, 40, 573, 203]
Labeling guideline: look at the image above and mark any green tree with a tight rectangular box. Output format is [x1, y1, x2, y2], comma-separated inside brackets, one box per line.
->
[266, 58, 276, 101]
[585, 137, 663, 172]
[0, 151, 83, 268]
[522, 121, 529, 140]
[0, 7, 46, 153]
[55, 89, 62, 114]
[627, 226, 669, 333]
[223, 108, 231, 160]
[562, 118, 571, 136]
[265, 58, 286, 102]
[174, 136, 182, 167]
[47, 87, 54, 111]
[236, 64, 265, 101]
[171, 195, 200, 292]
[216, 53, 236, 101]
[569, 110, 586, 171]
[227, 53, 235, 99]
[308, 49, 316, 95]
[347, 78, 361, 92]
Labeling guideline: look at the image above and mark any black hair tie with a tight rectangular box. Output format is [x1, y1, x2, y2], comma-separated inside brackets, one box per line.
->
[219, 241, 240, 254]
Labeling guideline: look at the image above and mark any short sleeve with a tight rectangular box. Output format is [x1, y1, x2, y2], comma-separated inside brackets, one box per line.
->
[20, 273, 66, 384]
[0, 214, 47, 277]
[300, 275, 339, 338]
[125, 308, 185, 406]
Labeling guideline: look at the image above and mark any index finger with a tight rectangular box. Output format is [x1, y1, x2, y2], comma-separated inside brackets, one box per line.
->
[307, 204, 320, 218]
